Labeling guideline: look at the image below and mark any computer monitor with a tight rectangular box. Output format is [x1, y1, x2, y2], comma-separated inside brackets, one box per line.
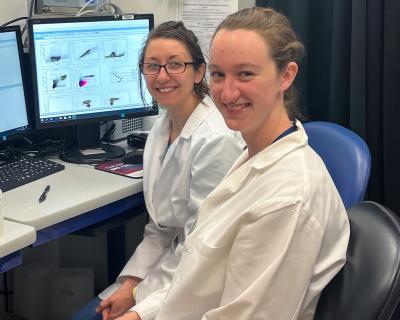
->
[28, 14, 156, 163]
[0, 26, 30, 142]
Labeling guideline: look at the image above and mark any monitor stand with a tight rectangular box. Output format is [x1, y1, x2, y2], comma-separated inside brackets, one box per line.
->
[60, 123, 125, 164]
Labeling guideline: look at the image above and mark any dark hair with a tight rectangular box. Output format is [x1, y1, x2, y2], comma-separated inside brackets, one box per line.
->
[138, 21, 209, 106]
[213, 7, 305, 120]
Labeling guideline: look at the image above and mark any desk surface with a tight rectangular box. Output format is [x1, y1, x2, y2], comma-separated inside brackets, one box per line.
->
[3, 161, 142, 230]
[0, 220, 36, 258]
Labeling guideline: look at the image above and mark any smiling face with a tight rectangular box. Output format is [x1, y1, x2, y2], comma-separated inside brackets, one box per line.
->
[143, 38, 205, 111]
[209, 29, 297, 152]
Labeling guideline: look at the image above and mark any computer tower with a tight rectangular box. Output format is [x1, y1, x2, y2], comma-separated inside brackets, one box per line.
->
[106, 118, 143, 141]
[105, 114, 158, 141]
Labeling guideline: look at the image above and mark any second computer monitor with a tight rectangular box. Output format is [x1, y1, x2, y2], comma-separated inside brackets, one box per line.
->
[0, 26, 29, 142]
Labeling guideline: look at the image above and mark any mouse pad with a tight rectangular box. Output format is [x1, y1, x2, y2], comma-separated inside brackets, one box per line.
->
[95, 161, 143, 179]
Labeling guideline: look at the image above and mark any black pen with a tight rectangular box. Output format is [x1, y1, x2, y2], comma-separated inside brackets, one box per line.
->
[39, 185, 50, 203]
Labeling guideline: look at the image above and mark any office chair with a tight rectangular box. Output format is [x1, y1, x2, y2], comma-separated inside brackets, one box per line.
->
[315, 201, 400, 320]
[303, 121, 371, 208]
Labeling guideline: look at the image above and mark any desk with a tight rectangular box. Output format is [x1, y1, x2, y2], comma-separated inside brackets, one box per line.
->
[0, 160, 144, 272]
[0, 221, 36, 272]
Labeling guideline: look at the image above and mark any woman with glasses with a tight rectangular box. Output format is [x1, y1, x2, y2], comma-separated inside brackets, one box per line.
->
[71, 21, 243, 320]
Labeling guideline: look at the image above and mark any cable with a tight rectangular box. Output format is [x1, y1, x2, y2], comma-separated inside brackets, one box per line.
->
[94, 2, 123, 14]
[0, 146, 25, 161]
[101, 122, 116, 142]
[0, 136, 69, 160]
[76, 0, 95, 17]
[21, 24, 28, 35]
[76, 1, 123, 17]
[28, 0, 35, 18]
[76, 9, 95, 17]
[21, 0, 36, 36]
[26, 139, 69, 158]
[1, 16, 28, 27]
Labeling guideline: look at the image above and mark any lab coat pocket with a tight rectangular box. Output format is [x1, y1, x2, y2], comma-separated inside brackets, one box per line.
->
[164, 239, 230, 312]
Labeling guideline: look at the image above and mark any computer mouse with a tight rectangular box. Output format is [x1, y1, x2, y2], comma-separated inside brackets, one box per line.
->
[122, 150, 143, 164]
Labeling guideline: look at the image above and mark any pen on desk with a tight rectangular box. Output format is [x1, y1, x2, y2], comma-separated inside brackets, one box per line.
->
[39, 185, 50, 203]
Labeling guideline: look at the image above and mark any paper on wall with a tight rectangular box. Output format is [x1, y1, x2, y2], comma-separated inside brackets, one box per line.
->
[176, 0, 238, 59]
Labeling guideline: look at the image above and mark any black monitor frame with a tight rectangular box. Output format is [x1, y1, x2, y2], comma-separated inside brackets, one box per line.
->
[0, 25, 30, 143]
[27, 14, 156, 163]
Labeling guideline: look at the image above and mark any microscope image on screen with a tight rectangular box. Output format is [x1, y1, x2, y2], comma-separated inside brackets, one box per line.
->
[82, 99, 92, 108]
[110, 68, 137, 84]
[103, 91, 130, 107]
[79, 95, 101, 110]
[74, 41, 99, 62]
[52, 74, 67, 89]
[46, 71, 71, 91]
[42, 43, 69, 64]
[76, 68, 100, 89]
[109, 97, 120, 106]
[103, 39, 127, 59]
[78, 74, 95, 88]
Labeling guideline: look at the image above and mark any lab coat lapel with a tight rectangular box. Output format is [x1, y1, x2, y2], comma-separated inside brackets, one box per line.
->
[196, 121, 308, 225]
[157, 98, 214, 178]
[143, 114, 170, 223]
[194, 149, 253, 225]
[179, 97, 214, 140]
[151, 100, 214, 223]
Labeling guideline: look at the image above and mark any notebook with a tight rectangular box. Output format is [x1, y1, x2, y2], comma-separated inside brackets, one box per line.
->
[95, 161, 143, 179]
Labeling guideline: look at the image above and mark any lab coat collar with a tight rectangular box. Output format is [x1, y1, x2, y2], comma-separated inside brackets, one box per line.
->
[211, 120, 308, 197]
[230, 120, 306, 171]
[250, 120, 307, 170]
[156, 96, 214, 169]
[179, 96, 215, 140]
[155, 96, 215, 145]
[156, 114, 171, 161]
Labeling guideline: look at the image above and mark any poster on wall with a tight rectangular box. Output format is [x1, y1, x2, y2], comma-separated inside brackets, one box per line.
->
[176, 0, 238, 59]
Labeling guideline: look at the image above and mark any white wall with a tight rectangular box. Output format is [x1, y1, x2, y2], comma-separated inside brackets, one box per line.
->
[113, 0, 255, 25]
[0, 1, 255, 27]
[0, 0, 28, 26]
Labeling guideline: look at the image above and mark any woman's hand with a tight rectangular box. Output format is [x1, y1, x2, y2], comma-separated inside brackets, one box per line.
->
[115, 311, 141, 320]
[96, 277, 141, 320]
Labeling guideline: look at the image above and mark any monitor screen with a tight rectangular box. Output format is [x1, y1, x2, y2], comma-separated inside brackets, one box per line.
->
[0, 26, 29, 142]
[28, 14, 156, 130]
[28, 14, 156, 163]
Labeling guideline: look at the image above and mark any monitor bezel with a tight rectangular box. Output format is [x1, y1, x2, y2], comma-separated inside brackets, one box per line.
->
[28, 14, 156, 130]
[0, 25, 31, 141]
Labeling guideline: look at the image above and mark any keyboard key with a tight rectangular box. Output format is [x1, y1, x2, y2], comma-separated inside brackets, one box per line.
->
[0, 156, 65, 192]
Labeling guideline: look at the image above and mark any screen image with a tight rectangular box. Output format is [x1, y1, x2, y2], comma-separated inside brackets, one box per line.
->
[29, 15, 155, 128]
[0, 27, 29, 141]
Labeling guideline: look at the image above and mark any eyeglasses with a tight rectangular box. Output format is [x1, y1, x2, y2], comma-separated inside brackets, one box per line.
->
[140, 61, 195, 75]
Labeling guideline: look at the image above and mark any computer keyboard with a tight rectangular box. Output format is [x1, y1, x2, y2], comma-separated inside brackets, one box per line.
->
[0, 156, 65, 192]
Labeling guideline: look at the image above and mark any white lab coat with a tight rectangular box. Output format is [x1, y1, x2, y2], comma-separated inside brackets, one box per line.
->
[156, 121, 350, 320]
[99, 96, 243, 319]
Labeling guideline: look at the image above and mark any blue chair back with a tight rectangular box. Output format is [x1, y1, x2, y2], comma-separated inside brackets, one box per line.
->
[303, 121, 371, 208]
